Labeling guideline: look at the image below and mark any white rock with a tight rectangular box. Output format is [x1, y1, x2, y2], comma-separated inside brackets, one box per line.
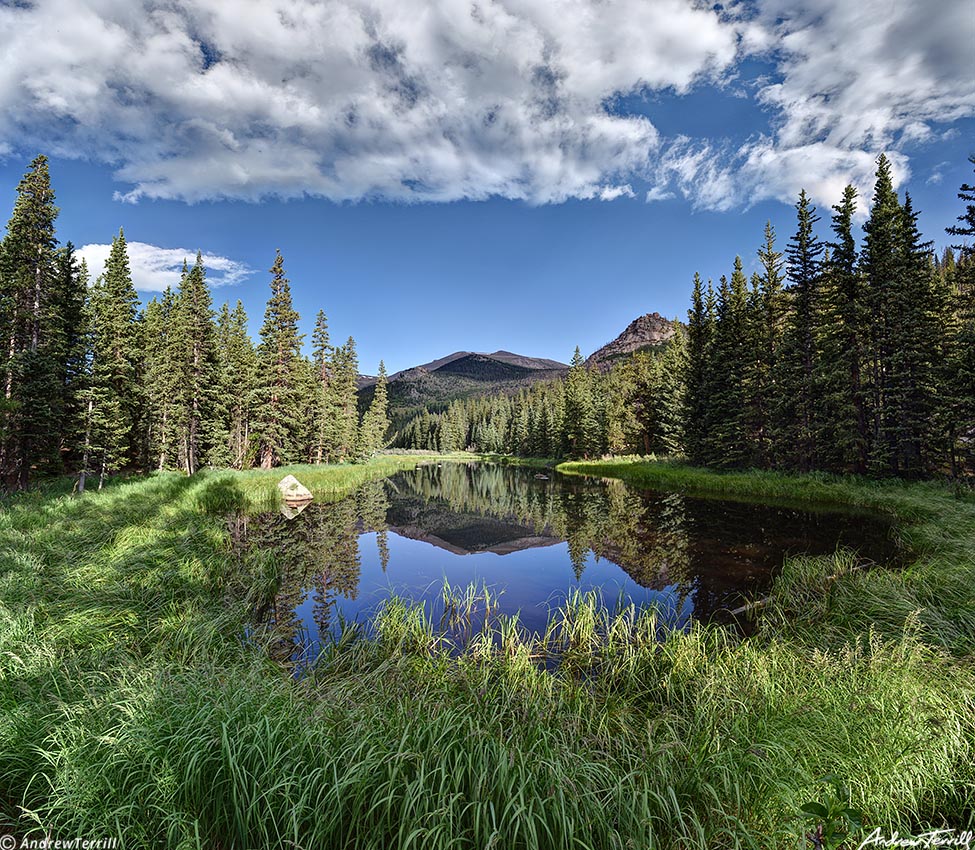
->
[278, 474, 312, 501]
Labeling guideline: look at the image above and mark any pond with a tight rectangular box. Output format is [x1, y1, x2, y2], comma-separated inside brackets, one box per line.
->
[236, 462, 902, 663]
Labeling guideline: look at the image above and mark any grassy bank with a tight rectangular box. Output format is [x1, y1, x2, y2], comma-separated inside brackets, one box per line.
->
[0, 457, 972, 847]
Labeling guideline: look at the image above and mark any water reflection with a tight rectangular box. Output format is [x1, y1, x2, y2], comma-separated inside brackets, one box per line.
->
[237, 463, 901, 663]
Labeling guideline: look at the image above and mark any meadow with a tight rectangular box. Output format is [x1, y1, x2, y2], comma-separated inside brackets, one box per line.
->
[0, 455, 972, 848]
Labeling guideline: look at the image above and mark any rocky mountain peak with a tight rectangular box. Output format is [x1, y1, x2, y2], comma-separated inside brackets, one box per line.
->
[586, 312, 676, 371]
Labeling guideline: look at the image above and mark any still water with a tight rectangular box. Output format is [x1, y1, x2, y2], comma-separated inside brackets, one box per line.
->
[237, 463, 901, 662]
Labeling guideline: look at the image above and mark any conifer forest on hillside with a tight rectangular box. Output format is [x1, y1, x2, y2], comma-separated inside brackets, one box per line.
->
[2, 153, 975, 492]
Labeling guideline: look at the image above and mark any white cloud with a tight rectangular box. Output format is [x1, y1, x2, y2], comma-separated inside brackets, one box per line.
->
[77, 241, 254, 292]
[0, 0, 970, 210]
[649, 0, 974, 210]
[0, 0, 741, 204]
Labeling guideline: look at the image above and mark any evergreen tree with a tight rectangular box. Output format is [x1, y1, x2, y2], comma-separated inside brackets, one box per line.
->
[944, 156, 975, 473]
[888, 193, 939, 475]
[141, 289, 180, 470]
[253, 250, 304, 468]
[684, 273, 715, 464]
[0, 155, 61, 488]
[564, 347, 599, 458]
[329, 337, 360, 462]
[860, 154, 903, 474]
[773, 190, 825, 471]
[358, 361, 390, 458]
[748, 222, 786, 467]
[706, 261, 750, 467]
[81, 229, 141, 486]
[211, 300, 258, 468]
[820, 185, 869, 472]
[173, 254, 216, 474]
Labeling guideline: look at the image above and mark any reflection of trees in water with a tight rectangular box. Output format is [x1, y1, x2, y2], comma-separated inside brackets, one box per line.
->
[245, 480, 391, 661]
[392, 463, 693, 593]
[386, 464, 897, 621]
[242, 463, 897, 652]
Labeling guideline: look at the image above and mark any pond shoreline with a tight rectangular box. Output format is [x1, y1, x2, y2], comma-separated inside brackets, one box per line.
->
[1, 454, 972, 845]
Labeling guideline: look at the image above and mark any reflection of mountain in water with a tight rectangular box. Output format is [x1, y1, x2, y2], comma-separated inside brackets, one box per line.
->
[238, 462, 902, 662]
[385, 491, 562, 555]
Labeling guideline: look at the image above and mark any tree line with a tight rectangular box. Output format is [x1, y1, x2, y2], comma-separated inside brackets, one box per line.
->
[0, 155, 390, 491]
[397, 154, 975, 478]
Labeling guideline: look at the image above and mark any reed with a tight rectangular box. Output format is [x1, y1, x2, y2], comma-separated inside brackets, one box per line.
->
[0, 457, 972, 847]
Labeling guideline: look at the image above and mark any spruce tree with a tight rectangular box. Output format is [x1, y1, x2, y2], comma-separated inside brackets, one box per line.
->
[0, 155, 61, 488]
[706, 261, 750, 467]
[860, 154, 904, 474]
[358, 360, 390, 459]
[253, 250, 304, 468]
[887, 193, 939, 475]
[82, 229, 141, 486]
[773, 190, 825, 471]
[820, 185, 869, 472]
[944, 156, 975, 473]
[329, 337, 360, 462]
[684, 273, 714, 464]
[210, 300, 257, 468]
[748, 222, 786, 467]
[174, 253, 216, 474]
[141, 290, 179, 469]
[564, 347, 600, 459]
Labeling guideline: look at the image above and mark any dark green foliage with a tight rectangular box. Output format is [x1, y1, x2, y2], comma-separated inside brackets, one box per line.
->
[773, 190, 825, 472]
[253, 251, 306, 469]
[819, 186, 870, 473]
[173, 254, 217, 474]
[78, 230, 142, 488]
[141, 288, 180, 470]
[358, 360, 390, 459]
[211, 301, 258, 469]
[0, 155, 62, 488]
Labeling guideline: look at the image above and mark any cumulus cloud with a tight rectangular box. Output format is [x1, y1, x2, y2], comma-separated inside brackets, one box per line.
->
[649, 0, 974, 209]
[0, 0, 970, 210]
[77, 242, 255, 292]
[0, 0, 740, 203]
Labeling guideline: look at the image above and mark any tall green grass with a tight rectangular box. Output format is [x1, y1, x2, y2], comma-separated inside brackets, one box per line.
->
[0, 457, 972, 847]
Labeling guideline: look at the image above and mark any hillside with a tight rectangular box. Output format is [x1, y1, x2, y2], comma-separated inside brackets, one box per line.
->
[586, 312, 677, 371]
[358, 349, 569, 427]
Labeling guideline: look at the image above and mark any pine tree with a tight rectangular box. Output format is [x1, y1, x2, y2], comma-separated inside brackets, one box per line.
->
[329, 337, 360, 462]
[253, 250, 304, 468]
[748, 222, 786, 467]
[141, 289, 180, 469]
[820, 185, 869, 472]
[0, 155, 61, 488]
[81, 229, 141, 486]
[886, 193, 939, 475]
[943, 156, 975, 473]
[684, 273, 714, 464]
[357, 360, 390, 459]
[564, 347, 600, 458]
[773, 190, 825, 471]
[173, 253, 216, 474]
[211, 300, 258, 468]
[52, 244, 88, 473]
[706, 261, 750, 467]
[860, 154, 904, 474]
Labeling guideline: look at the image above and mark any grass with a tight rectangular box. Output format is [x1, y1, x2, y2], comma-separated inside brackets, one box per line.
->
[0, 455, 972, 847]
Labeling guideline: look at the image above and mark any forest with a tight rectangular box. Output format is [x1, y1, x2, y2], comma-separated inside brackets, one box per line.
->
[397, 154, 975, 479]
[0, 156, 390, 492]
[1, 152, 973, 491]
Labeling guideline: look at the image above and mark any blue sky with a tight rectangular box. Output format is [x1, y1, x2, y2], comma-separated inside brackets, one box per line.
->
[0, 0, 972, 374]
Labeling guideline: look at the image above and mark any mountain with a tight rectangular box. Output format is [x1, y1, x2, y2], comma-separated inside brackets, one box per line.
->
[585, 312, 677, 371]
[358, 349, 569, 427]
